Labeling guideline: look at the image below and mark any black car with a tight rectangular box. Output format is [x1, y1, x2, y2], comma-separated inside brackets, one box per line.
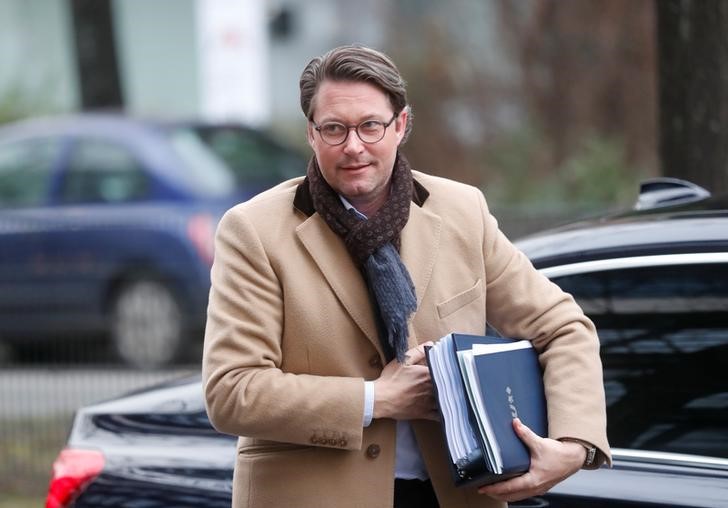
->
[46, 179, 728, 507]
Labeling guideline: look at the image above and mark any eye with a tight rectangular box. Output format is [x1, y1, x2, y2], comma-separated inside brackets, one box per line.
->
[359, 120, 383, 133]
[321, 123, 346, 135]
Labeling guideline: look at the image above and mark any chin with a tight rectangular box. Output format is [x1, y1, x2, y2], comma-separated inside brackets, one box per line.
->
[339, 179, 372, 196]
[341, 189, 370, 202]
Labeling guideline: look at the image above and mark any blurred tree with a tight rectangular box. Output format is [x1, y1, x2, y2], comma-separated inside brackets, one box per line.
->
[385, 0, 657, 209]
[386, 3, 503, 186]
[495, 0, 657, 192]
[0, 86, 40, 124]
[656, 0, 728, 194]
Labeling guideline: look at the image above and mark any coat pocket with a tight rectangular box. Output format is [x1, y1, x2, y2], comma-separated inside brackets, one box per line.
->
[239, 440, 310, 457]
[436, 279, 483, 319]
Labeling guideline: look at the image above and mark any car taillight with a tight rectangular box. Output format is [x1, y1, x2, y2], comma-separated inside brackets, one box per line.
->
[46, 448, 105, 508]
[187, 213, 216, 266]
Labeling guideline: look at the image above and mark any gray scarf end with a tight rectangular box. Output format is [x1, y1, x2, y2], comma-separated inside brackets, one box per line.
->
[365, 244, 417, 363]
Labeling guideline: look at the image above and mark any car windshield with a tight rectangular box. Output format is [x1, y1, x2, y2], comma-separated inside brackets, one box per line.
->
[167, 128, 237, 197]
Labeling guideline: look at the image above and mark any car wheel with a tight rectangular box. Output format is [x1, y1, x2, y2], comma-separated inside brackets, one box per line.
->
[111, 279, 184, 368]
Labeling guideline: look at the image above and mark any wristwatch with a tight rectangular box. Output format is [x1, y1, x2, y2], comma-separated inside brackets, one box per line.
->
[560, 438, 597, 468]
[582, 443, 597, 467]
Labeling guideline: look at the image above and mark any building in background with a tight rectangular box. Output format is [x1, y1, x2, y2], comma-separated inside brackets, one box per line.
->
[0, 0, 395, 140]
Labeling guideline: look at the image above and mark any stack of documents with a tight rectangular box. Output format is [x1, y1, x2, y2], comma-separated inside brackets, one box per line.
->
[426, 333, 547, 486]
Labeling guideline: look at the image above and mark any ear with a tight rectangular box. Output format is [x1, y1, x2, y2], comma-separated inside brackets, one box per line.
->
[395, 108, 408, 145]
[306, 121, 316, 148]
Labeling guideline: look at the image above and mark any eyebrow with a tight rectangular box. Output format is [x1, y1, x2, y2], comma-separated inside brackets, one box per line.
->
[316, 113, 389, 124]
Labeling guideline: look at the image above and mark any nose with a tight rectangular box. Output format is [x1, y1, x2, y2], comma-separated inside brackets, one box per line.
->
[341, 128, 365, 155]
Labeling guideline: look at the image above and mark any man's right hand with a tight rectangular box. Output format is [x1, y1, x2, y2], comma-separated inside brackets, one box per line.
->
[372, 342, 438, 421]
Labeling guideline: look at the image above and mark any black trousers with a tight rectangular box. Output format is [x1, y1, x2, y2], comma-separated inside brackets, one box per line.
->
[393, 478, 439, 508]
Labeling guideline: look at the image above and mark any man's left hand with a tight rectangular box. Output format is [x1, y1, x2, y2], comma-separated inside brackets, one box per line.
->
[477, 418, 586, 502]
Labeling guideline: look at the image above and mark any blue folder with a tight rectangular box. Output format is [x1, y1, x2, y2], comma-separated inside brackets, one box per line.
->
[426, 333, 547, 487]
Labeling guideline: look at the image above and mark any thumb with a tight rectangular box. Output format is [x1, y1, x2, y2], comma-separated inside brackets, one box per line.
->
[513, 418, 541, 450]
[404, 341, 433, 366]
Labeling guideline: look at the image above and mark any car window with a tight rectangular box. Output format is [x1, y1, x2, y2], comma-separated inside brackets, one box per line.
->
[61, 139, 149, 203]
[166, 129, 237, 196]
[184, 126, 304, 184]
[0, 138, 61, 207]
[552, 262, 728, 459]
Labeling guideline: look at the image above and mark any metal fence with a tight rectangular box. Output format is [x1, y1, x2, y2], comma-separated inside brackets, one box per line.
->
[0, 355, 197, 500]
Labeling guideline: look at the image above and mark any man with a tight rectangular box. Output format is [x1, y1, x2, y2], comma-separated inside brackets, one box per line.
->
[203, 45, 610, 508]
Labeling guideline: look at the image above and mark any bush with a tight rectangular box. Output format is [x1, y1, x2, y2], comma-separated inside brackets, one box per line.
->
[0, 84, 56, 126]
[486, 126, 648, 212]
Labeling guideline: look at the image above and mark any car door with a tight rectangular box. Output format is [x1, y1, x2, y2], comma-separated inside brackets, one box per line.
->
[43, 136, 151, 325]
[525, 255, 728, 507]
[541, 450, 728, 507]
[0, 136, 65, 338]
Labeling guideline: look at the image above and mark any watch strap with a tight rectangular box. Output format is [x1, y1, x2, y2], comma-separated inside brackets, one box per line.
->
[560, 438, 598, 468]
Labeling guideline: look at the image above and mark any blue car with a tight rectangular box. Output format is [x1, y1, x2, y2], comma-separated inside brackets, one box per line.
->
[0, 114, 304, 367]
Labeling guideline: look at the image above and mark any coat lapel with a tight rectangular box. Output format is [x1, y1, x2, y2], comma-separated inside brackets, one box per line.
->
[401, 203, 442, 346]
[295, 201, 442, 356]
[296, 215, 383, 354]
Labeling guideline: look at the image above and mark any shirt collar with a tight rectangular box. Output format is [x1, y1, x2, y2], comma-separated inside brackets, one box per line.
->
[339, 195, 368, 220]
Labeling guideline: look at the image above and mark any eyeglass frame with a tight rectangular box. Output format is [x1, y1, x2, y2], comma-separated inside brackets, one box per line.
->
[310, 112, 399, 146]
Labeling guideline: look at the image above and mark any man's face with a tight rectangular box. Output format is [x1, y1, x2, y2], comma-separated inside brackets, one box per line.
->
[307, 79, 407, 215]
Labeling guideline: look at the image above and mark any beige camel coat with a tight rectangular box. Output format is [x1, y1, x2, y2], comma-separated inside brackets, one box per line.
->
[202, 170, 610, 508]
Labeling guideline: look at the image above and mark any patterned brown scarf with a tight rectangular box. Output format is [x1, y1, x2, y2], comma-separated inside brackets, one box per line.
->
[305, 153, 417, 362]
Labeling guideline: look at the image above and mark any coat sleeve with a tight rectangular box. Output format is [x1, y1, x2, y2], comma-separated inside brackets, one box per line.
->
[202, 206, 366, 451]
[477, 191, 612, 467]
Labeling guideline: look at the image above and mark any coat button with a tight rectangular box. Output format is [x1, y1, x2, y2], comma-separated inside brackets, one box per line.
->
[369, 354, 383, 369]
[366, 444, 381, 459]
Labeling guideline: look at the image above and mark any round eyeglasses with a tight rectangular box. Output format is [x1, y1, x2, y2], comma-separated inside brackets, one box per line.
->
[312, 113, 398, 146]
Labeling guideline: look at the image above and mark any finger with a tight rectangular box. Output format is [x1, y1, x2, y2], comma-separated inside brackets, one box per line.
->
[478, 474, 530, 499]
[404, 343, 429, 365]
[513, 418, 541, 450]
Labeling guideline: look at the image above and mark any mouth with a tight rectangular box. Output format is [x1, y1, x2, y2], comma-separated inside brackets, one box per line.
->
[340, 162, 371, 171]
